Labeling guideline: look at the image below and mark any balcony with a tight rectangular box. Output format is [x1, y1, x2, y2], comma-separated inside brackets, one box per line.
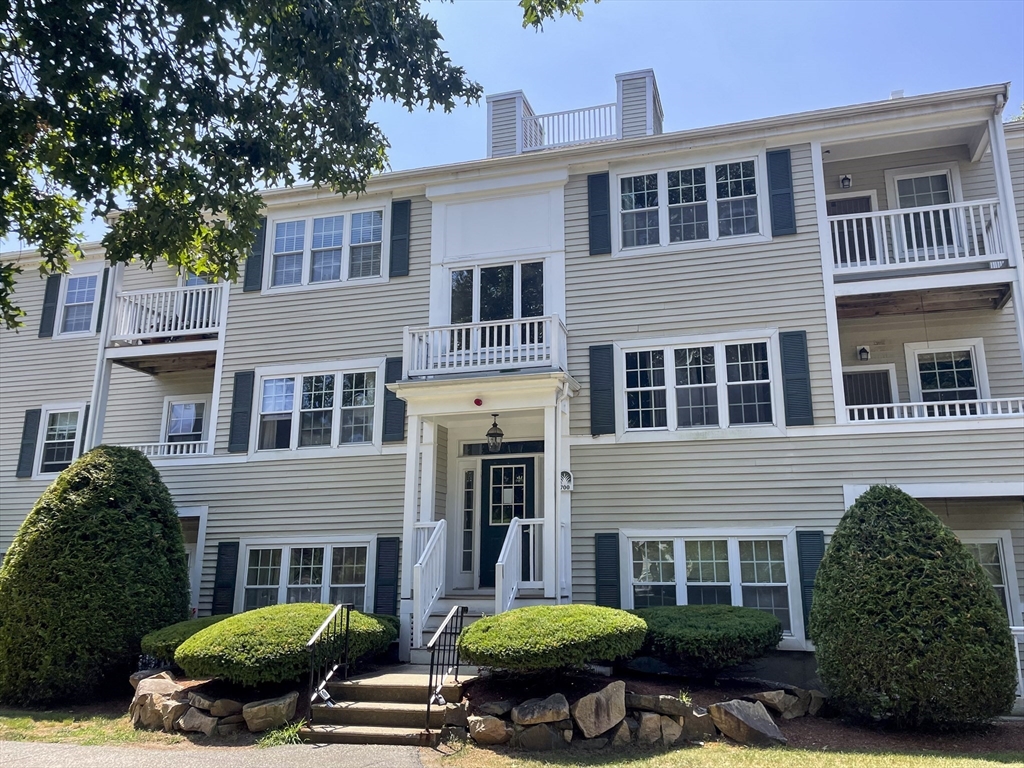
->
[123, 441, 210, 457]
[847, 398, 1024, 423]
[828, 200, 1009, 279]
[110, 284, 225, 344]
[522, 104, 617, 152]
[403, 315, 567, 378]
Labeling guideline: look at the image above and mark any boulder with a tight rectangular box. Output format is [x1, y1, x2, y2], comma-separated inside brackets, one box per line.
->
[445, 702, 470, 728]
[468, 715, 512, 745]
[129, 676, 186, 730]
[681, 706, 717, 742]
[562, 728, 573, 744]
[135, 675, 183, 699]
[189, 690, 217, 711]
[177, 706, 218, 736]
[751, 690, 797, 715]
[160, 700, 190, 732]
[214, 722, 246, 738]
[660, 715, 682, 745]
[624, 693, 690, 718]
[514, 723, 569, 751]
[511, 694, 570, 725]
[570, 680, 626, 739]
[129, 668, 172, 690]
[782, 688, 811, 719]
[219, 714, 246, 725]
[709, 700, 786, 747]
[242, 691, 298, 733]
[636, 711, 661, 746]
[440, 725, 468, 743]
[808, 690, 827, 717]
[209, 698, 244, 717]
[577, 736, 608, 750]
[477, 699, 515, 717]
[610, 719, 633, 747]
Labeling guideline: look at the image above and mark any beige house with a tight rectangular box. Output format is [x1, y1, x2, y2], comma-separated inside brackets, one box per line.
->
[2, 72, 1022, 683]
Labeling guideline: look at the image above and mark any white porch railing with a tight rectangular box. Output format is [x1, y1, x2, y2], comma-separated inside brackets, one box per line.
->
[404, 315, 567, 378]
[110, 284, 224, 342]
[124, 441, 210, 457]
[494, 518, 544, 616]
[1011, 626, 1024, 697]
[522, 103, 617, 151]
[412, 519, 446, 648]
[846, 398, 1024, 422]
[828, 199, 1007, 274]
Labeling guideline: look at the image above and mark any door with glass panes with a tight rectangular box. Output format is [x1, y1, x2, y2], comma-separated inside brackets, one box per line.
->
[449, 262, 544, 356]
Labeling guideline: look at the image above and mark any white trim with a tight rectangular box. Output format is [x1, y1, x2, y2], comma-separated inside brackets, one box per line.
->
[31, 401, 88, 480]
[883, 162, 964, 210]
[957, 530, 1023, 626]
[833, 267, 1018, 297]
[177, 505, 208, 615]
[904, 338, 989, 401]
[53, 261, 105, 340]
[160, 395, 211, 444]
[842, 482, 1024, 510]
[841, 364, 900, 404]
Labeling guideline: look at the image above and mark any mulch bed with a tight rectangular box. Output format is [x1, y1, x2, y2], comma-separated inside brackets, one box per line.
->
[462, 671, 1024, 755]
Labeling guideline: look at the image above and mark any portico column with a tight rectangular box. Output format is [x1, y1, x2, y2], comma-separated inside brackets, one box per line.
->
[419, 419, 436, 523]
[542, 404, 557, 598]
[400, 414, 421, 602]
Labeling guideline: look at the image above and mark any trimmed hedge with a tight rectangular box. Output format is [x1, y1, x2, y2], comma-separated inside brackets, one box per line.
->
[457, 605, 646, 672]
[0, 446, 189, 705]
[810, 485, 1018, 729]
[631, 605, 782, 679]
[141, 615, 231, 664]
[174, 604, 397, 686]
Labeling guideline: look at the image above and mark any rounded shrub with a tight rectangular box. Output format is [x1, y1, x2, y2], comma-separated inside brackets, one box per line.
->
[631, 605, 782, 679]
[141, 615, 231, 664]
[810, 485, 1018, 729]
[0, 446, 190, 706]
[457, 605, 646, 672]
[174, 604, 397, 686]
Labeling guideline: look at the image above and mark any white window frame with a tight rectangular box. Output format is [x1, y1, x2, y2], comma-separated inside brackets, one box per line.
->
[620, 527, 806, 650]
[883, 162, 963, 212]
[235, 536, 377, 614]
[615, 329, 785, 441]
[263, 202, 391, 293]
[54, 262, 104, 339]
[611, 149, 772, 258]
[249, 358, 386, 457]
[904, 338, 989, 402]
[33, 402, 88, 479]
[446, 258, 547, 324]
[841, 364, 900, 405]
[160, 395, 211, 445]
[957, 530, 1022, 627]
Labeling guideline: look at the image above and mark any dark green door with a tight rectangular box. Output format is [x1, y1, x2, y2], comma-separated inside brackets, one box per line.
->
[479, 457, 535, 589]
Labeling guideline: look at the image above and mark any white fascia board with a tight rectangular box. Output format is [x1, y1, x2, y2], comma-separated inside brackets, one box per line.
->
[833, 268, 1018, 297]
[390, 372, 579, 417]
[426, 169, 569, 202]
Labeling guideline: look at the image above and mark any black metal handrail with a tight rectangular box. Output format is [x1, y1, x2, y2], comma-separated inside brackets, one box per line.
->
[424, 605, 468, 732]
[306, 603, 353, 724]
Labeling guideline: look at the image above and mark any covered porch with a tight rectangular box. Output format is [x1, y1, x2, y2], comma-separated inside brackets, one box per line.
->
[390, 372, 578, 651]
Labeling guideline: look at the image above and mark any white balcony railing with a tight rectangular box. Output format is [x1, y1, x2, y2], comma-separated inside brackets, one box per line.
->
[523, 103, 617, 151]
[412, 519, 446, 648]
[846, 398, 1024, 423]
[828, 199, 1007, 274]
[404, 315, 566, 378]
[123, 441, 210, 457]
[494, 517, 543, 616]
[110, 284, 224, 342]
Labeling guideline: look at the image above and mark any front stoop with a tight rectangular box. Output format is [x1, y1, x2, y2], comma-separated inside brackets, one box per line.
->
[298, 664, 474, 746]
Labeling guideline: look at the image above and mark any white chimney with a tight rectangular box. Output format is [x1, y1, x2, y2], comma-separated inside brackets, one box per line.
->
[616, 69, 664, 139]
[486, 91, 536, 158]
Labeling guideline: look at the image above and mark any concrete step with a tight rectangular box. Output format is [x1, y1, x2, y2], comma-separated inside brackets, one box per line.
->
[310, 700, 443, 729]
[327, 665, 462, 703]
[299, 723, 438, 747]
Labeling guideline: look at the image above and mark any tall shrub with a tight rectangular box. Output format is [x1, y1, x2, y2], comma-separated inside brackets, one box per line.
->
[0, 446, 189, 705]
[809, 485, 1017, 729]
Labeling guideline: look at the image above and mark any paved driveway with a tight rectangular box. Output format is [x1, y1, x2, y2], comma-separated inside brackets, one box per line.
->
[0, 741, 424, 768]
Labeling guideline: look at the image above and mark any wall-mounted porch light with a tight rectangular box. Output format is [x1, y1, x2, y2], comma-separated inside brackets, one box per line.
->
[839, 174, 853, 190]
[486, 414, 504, 453]
[857, 345, 871, 361]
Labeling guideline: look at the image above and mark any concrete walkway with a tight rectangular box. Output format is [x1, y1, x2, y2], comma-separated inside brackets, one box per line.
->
[0, 741, 424, 768]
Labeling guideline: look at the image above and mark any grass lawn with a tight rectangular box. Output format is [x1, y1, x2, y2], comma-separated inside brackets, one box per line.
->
[0, 704, 183, 746]
[428, 742, 1024, 768]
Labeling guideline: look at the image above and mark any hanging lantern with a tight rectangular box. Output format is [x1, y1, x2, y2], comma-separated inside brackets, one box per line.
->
[486, 414, 504, 453]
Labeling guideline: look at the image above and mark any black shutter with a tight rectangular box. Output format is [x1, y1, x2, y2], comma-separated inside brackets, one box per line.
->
[389, 200, 411, 277]
[78, 404, 91, 456]
[796, 530, 826, 639]
[242, 216, 267, 292]
[94, 268, 110, 332]
[780, 330, 813, 426]
[16, 409, 41, 478]
[594, 533, 621, 608]
[766, 148, 797, 236]
[587, 172, 612, 255]
[227, 371, 255, 453]
[38, 275, 61, 338]
[589, 344, 615, 435]
[211, 541, 240, 615]
[373, 536, 400, 615]
[382, 358, 406, 443]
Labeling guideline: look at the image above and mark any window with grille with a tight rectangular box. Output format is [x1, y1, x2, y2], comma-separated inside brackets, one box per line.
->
[631, 540, 676, 608]
[267, 208, 386, 289]
[40, 410, 79, 473]
[59, 274, 99, 334]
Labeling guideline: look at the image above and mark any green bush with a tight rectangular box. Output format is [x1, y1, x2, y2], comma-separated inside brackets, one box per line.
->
[457, 605, 646, 672]
[141, 615, 231, 663]
[810, 485, 1018, 729]
[174, 603, 397, 686]
[631, 605, 782, 679]
[0, 446, 189, 705]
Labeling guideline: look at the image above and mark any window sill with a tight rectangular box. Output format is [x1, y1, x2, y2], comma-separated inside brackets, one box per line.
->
[612, 232, 771, 260]
[617, 424, 785, 443]
[52, 330, 98, 341]
[249, 444, 381, 460]
[261, 275, 388, 296]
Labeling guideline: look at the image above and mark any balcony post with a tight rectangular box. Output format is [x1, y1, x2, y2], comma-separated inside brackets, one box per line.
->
[400, 414, 421, 603]
[419, 419, 435, 524]
[988, 112, 1024, 369]
[542, 403, 557, 598]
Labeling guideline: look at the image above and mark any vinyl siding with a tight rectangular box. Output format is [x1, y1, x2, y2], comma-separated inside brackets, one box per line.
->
[838, 307, 1024, 401]
[489, 98, 519, 158]
[620, 78, 648, 138]
[568, 429, 1024, 605]
[1008, 137, 1024, 244]
[0, 260, 104, 553]
[435, 425, 449, 522]
[564, 143, 834, 434]
[102, 367, 216, 446]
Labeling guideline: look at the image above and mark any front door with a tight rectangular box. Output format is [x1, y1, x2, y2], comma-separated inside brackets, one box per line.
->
[479, 457, 535, 589]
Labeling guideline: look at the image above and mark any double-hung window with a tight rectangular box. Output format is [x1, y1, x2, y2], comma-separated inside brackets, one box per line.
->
[257, 368, 378, 451]
[618, 158, 764, 252]
[905, 339, 988, 416]
[38, 407, 83, 474]
[243, 543, 370, 611]
[624, 337, 777, 433]
[269, 208, 386, 289]
[55, 265, 104, 337]
[164, 400, 207, 445]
